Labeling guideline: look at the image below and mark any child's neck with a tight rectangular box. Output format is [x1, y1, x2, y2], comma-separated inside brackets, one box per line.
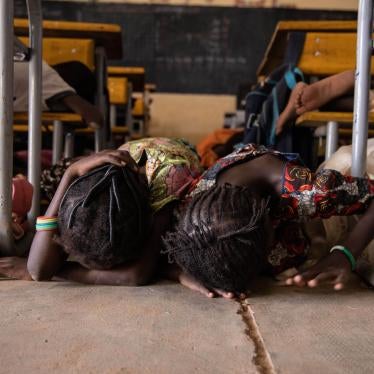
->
[216, 154, 284, 195]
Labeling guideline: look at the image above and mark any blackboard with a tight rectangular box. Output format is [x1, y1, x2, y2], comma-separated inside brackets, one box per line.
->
[15, 1, 356, 94]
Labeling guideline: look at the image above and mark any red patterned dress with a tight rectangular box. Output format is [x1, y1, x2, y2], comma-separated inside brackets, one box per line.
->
[187, 144, 374, 273]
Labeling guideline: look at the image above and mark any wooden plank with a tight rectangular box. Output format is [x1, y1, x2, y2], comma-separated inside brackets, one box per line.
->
[108, 77, 128, 105]
[14, 18, 122, 59]
[14, 112, 82, 124]
[298, 33, 374, 76]
[257, 20, 359, 77]
[296, 111, 374, 127]
[19, 37, 95, 70]
[108, 66, 145, 75]
[75, 126, 129, 134]
[132, 98, 144, 117]
[108, 66, 145, 92]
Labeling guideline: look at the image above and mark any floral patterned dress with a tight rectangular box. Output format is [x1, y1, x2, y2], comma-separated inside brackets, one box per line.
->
[186, 143, 374, 273]
[119, 137, 202, 212]
[41, 137, 202, 213]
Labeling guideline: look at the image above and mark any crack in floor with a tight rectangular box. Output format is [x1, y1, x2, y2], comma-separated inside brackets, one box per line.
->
[237, 299, 276, 374]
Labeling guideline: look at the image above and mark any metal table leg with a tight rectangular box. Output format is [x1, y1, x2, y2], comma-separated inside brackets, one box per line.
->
[52, 120, 64, 164]
[352, 0, 373, 177]
[64, 133, 75, 159]
[95, 46, 108, 151]
[325, 121, 339, 160]
[27, 0, 42, 225]
[0, 0, 14, 254]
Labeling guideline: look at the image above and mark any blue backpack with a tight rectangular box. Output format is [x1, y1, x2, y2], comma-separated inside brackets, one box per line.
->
[243, 63, 305, 147]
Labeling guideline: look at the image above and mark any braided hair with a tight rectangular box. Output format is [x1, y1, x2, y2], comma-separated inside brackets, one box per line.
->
[58, 164, 150, 269]
[163, 184, 270, 292]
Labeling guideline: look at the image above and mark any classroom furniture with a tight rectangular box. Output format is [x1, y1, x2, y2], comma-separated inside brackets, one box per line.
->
[258, 19, 373, 163]
[351, 0, 373, 177]
[257, 20, 359, 78]
[14, 112, 83, 163]
[16, 36, 103, 153]
[0, 0, 43, 254]
[15, 18, 123, 149]
[107, 66, 149, 137]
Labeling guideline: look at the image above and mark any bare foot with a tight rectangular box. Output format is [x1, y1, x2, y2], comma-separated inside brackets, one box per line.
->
[276, 70, 355, 136]
[276, 82, 308, 135]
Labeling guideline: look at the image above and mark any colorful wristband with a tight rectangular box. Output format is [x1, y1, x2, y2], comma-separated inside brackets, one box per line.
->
[36, 216, 58, 231]
[330, 245, 356, 271]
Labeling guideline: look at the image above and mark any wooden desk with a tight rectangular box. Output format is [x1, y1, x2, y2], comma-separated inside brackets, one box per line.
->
[14, 18, 122, 59]
[108, 66, 145, 92]
[296, 111, 374, 128]
[257, 20, 358, 77]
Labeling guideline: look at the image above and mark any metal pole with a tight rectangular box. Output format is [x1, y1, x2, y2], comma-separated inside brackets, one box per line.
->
[52, 120, 64, 164]
[325, 121, 339, 160]
[0, 0, 14, 254]
[64, 133, 75, 159]
[27, 0, 43, 225]
[95, 46, 108, 150]
[352, 0, 373, 177]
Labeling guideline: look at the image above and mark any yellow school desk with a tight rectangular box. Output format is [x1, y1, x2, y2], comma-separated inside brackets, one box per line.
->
[257, 20, 358, 77]
[15, 18, 123, 148]
[14, 18, 122, 59]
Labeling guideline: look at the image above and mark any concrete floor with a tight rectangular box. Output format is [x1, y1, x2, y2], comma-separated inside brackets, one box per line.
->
[0, 278, 373, 374]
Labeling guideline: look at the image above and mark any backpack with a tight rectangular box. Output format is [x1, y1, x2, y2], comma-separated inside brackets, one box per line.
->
[243, 63, 305, 147]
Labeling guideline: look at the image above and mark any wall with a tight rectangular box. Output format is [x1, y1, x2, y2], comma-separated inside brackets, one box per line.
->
[149, 93, 236, 144]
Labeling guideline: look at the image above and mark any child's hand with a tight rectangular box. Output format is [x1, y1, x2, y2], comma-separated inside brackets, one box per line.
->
[68, 149, 139, 177]
[0, 257, 32, 280]
[284, 250, 352, 290]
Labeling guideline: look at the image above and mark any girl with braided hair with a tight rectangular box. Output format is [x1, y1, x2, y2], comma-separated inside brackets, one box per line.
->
[0, 138, 203, 286]
[163, 142, 374, 297]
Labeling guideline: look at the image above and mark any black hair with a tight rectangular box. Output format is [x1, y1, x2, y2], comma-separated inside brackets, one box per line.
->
[58, 164, 150, 269]
[163, 184, 270, 293]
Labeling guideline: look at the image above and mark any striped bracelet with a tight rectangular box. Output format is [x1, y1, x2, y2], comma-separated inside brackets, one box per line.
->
[36, 216, 58, 231]
[330, 245, 356, 271]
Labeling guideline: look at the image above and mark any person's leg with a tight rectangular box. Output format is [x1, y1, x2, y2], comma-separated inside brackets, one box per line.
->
[276, 70, 355, 135]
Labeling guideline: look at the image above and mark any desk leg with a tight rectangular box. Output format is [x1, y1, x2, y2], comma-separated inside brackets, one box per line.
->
[27, 0, 42, 225]
[0, 0, 14, 254]
[325, 121, 338, 160]
[110, 104, 117, 128]
[95, 46, 109, 150]
[64, 133, 75, 159]
[126, 83, 134, 135]
[52, 120, 64, 164]
[352, 0, 373, 177]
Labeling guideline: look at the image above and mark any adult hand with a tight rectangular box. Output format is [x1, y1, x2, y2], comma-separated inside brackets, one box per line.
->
[68, 149, 139, 178]
[285, 250, 352, 290]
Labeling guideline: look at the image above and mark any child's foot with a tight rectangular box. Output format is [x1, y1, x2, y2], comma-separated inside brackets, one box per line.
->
[276, 82, 308, 135]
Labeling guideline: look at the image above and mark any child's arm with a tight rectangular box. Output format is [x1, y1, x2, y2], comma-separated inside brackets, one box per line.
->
[27, 150, 139, 281]
[62, 94, 103, 129]
[55, 204, 174, 286]
[286, 200, 374, 290]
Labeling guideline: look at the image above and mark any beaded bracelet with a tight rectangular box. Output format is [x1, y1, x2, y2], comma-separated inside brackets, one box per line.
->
[36, 216, 58, 231]
[330, 245, 356, 271]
